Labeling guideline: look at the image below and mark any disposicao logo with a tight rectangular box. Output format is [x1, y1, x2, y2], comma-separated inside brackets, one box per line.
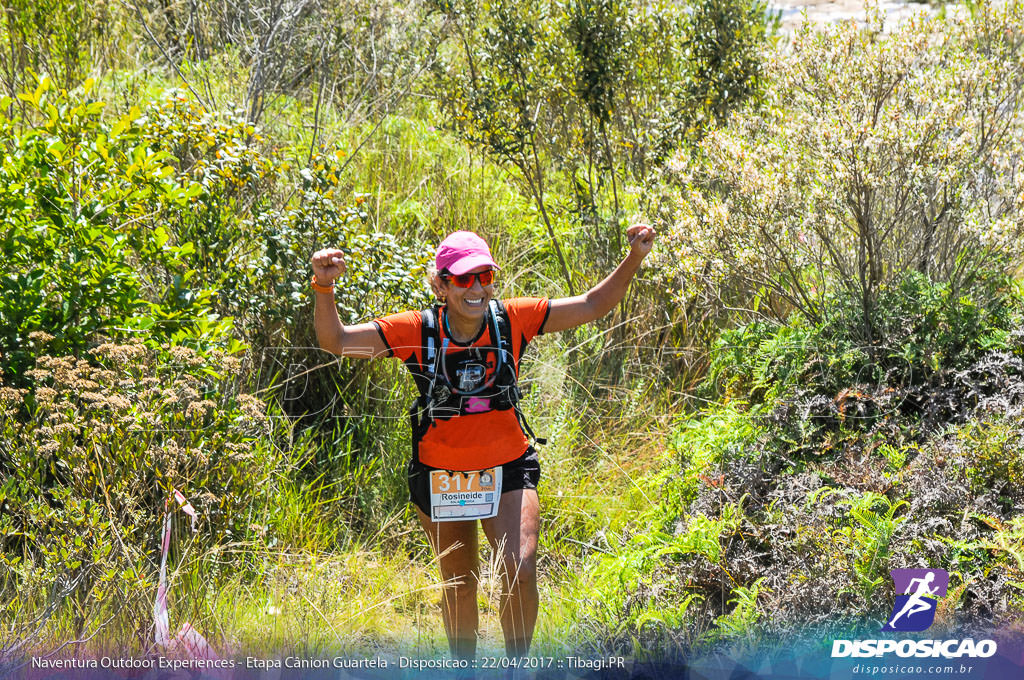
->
[883, 568, 948, 632]
[831, 568, 998, 659]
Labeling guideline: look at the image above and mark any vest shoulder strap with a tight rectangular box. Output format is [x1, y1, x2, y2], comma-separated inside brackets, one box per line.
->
[489, 299, 545, 444]
[489, 299, 514, 363]
[419, 306, 441, 377]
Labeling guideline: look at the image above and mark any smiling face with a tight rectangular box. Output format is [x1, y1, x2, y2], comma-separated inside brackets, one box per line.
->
[439, 265, 496, 333]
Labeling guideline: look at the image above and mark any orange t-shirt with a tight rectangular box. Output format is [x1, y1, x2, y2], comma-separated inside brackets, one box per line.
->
[373, 297, 550, 471]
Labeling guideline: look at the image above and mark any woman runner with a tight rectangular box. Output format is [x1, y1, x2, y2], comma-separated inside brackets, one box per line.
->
[311, 224, 655, 662]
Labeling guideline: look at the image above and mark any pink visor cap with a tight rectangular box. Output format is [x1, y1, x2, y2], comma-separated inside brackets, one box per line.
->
[435, 231, 500, 275]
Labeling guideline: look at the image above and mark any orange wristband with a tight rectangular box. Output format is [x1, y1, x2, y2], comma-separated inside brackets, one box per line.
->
[311, 276, 335, 294]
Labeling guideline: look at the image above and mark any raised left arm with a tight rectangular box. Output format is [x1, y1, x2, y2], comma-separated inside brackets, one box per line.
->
[543, 224, 656, 334]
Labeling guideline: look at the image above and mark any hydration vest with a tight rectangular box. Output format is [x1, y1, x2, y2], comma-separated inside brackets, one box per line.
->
[406, 299, 545, 448]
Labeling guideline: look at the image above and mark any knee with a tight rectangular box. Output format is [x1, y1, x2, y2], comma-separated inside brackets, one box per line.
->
[441, 569, 479, 599]
[502, 553, 537, 590]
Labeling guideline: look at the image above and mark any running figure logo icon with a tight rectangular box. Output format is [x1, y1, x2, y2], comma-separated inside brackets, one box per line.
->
[882, 568, 949, 632]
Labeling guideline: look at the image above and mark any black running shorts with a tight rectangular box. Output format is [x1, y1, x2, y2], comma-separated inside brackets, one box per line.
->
[407, 447, 541, 518]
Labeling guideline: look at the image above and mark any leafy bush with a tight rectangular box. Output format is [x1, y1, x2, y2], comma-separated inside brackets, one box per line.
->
[669, 404, 760, 508]
[431, 0, 773, 292]
[704, 272, 1023, 447]
[0, 77, 434, 567]
[657, 3, 1024, 341]
[0, 78, 227, 383]
[959, 418, 1024, 507]
[0, 79, 430, 391]
[835, 492, 908, 602]
[117, 88, 433, 350]
[601, 404, 1024, 644]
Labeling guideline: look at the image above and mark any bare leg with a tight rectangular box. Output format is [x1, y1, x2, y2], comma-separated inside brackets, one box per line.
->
[418, 509, 480, 661]
[481, 489, 540, 658]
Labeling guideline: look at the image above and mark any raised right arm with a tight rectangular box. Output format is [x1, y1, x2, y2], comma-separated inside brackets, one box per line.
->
[312, 248, 390, 358]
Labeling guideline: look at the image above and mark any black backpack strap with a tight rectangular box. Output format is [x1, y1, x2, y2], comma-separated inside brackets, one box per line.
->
[409, 306, 443, 435]
[514, 406, 547, 446]
[489, 299, 514, 368]
[490, 299, 547, 446]
[421, 306, 440, 377]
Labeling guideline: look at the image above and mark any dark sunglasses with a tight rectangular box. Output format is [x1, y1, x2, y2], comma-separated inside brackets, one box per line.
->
[442, 270, 495, 288]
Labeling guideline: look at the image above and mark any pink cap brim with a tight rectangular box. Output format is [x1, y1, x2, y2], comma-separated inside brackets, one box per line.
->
[445, 253, 500, 275]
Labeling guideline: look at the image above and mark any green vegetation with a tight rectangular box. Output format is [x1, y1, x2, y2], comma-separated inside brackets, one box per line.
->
[2, 0, 1023, 663]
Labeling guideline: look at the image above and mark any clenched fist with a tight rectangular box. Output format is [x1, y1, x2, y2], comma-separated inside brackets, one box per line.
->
[311, 248, 346, 285]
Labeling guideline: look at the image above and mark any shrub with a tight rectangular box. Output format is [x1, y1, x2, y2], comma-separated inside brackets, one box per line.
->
[959, 418, 1024, 506]
[430, 0, 774, 293]
[0, 342, 289, 646]
[657, 3, 1024, 341]
[574, 501, 746, 655]
[0, 79, 430, 389]
[708, 272, 1020, 405]
[137, 0, 446, 125]
[0, 79, 227, 383]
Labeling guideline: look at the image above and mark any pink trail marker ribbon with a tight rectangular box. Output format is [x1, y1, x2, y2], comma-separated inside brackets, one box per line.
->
[153, 487, 225, 673]
[173, 488, 198, 530]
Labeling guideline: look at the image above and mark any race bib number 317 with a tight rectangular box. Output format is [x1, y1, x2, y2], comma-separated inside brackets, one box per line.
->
[429, 468, 502, 522]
